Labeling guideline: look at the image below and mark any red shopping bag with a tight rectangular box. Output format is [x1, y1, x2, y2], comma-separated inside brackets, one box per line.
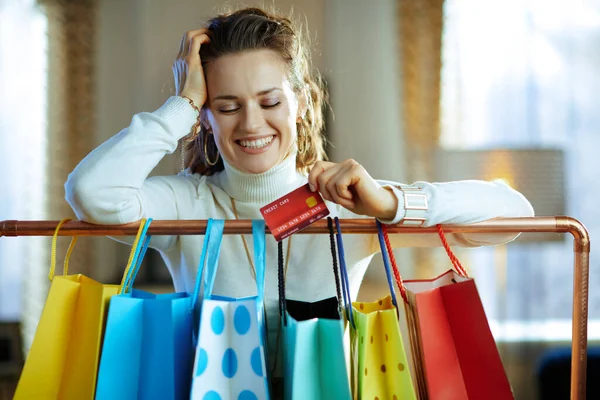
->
[380, 224, 514, 400]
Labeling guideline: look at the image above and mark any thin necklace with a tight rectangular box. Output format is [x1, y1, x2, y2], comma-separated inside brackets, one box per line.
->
[229, 197, 292, 280]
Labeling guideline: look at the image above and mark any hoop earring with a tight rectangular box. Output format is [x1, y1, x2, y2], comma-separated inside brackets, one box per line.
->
[204, 131, 220, 167]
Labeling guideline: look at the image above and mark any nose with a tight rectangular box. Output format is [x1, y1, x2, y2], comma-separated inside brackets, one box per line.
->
[239, 104, 264, 134]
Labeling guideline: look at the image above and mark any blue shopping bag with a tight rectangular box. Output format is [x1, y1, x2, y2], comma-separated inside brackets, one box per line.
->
[279, 217, 352, 400]
[191, 219, 271, 399]
[95, 218, 201, 400]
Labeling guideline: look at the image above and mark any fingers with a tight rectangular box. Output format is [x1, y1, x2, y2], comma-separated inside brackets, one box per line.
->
[307, 160, 334, 192]
[328, 166, 358, 205]
[186, 33, 211, 67]
[178, 28, 210, 59]
[309, 160, 363, 208]
[174, 29, 210, 98]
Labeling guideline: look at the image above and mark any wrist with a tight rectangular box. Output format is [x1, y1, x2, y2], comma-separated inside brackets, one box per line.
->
[378, 186, 398, 220]
[179, 91, 204, 109]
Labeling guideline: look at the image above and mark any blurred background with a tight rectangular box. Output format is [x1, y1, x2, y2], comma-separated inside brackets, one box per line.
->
[0, 0, 599, 398]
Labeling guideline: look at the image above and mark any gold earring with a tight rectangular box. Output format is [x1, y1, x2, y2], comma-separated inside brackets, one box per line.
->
[204, 131, 220, 167]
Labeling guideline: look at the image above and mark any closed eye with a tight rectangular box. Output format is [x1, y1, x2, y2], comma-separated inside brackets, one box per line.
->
[218, 106, 240, 114]
[261, 101, 281, 109]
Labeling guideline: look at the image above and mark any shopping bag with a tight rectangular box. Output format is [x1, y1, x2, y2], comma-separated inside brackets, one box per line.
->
[13, 219, 147, 399]
[279, 217, 351, 400]
[345, 219, 418, 400]
[96, 218, 197, 400]
[381, 223, 514, 400]
[191, 219, 271, 400]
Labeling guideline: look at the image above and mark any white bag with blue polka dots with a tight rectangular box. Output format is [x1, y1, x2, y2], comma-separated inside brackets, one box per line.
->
[191, 219, 270, 400]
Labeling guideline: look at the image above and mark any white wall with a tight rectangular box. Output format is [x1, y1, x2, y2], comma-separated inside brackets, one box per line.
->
[323, 0, 406, 179]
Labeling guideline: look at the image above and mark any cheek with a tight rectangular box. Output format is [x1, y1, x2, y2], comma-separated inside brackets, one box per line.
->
[274, 107, 297, 138]
[207, 112, 233, 139]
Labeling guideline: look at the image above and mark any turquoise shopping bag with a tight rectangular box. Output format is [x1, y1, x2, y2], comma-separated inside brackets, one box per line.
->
[279, 217, 352, 400]
[191, 219, 271, 399]
[95, 218, 201, 400]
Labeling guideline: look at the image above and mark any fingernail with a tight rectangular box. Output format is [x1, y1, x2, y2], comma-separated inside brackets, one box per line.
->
[309, 184, 316, 192]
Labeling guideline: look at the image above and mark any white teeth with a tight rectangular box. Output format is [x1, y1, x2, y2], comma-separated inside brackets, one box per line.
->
[239, 136, 274, 149]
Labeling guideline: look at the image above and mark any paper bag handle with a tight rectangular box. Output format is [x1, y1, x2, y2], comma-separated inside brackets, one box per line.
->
[327, 217, 344, 314]
[376, 220, 407, 305]
[277, 240, 287, 325]
[435, 224, 469, 277]
[190, 218, 214, 310]
[203, 219, 225, 298]
[119, 218, 152, 294]
[334, 217, 356, 329]
[49, 218, 79, 280]
[252, 220, 267, 307]
[378, 223, 470, 302]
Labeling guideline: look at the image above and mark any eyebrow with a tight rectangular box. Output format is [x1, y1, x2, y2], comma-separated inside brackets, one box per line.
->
[212, 87, 282, 101]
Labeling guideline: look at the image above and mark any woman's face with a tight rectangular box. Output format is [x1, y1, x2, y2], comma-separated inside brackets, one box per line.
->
[204, 49, 301, 174]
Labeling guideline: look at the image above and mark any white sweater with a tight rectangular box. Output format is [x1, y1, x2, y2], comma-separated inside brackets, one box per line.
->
[65, 96, 534, 367]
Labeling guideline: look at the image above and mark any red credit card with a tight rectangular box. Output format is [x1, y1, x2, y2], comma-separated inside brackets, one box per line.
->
[260, 183, 330, 242]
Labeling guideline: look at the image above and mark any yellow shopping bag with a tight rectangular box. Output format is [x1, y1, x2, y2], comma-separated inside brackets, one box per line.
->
[14, 219, 148, 400]
[343, 220, 417, 400]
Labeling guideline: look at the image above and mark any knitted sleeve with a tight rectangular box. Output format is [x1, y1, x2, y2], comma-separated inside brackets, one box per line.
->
[336, 179, 534, 253]
[64, 96, 203, 250]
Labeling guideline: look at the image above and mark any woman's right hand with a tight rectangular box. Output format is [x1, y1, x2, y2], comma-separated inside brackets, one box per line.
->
[173, 28, 211, 108]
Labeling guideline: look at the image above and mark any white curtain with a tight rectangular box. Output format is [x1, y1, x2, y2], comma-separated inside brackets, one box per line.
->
[442, 0, 600, 340]
[0, 0, 48, 328]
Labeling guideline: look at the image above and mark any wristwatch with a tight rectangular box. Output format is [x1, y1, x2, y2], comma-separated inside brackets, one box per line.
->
[397, 185, 428, 226]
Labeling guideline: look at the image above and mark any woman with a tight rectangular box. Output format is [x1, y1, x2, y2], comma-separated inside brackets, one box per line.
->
[65, 5, 533, 387]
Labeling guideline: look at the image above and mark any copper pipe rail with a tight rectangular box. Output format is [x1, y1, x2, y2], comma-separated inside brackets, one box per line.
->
[0, 216, 591, 399]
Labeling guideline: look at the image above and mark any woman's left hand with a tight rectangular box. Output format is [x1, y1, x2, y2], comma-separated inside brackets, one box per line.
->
[307, 159, 398, 220]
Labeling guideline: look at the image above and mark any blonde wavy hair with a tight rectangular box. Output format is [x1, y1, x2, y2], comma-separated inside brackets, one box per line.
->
[183, 7, 328, 176]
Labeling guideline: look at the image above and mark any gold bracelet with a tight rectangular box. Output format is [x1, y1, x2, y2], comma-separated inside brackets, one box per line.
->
[180, 95, 201, 140]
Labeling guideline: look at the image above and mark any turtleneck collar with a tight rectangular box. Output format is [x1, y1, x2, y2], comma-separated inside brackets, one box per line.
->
[217, 153, 306, 204]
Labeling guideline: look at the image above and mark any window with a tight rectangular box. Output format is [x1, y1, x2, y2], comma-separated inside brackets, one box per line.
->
[0, 0, 47, 321]
[441, 0, 600, 340]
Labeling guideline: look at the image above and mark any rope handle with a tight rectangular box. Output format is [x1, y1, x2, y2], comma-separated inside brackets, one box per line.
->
[334, 217, 356, 329]
[436, 224, 469, 277]
[277, 240, 287, 326]
[379, 223, 470, 300]
[118, 219, 148, 293]
[122, 231, 152, 294]
[327, 217, 344, 314]
[379, 222, 409, 303]
[49, 219, 78, 281]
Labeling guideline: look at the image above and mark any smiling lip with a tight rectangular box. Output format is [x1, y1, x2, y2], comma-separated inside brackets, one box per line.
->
[236, 135, 276, 154]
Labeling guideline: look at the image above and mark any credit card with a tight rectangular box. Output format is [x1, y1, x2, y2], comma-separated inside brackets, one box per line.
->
[260, 183, 330, 242]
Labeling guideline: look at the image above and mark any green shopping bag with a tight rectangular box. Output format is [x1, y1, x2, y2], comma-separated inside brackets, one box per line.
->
[279, 217, 351, 400]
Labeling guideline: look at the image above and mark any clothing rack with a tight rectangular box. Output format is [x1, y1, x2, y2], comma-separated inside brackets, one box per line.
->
[0, 216, 591, 400]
